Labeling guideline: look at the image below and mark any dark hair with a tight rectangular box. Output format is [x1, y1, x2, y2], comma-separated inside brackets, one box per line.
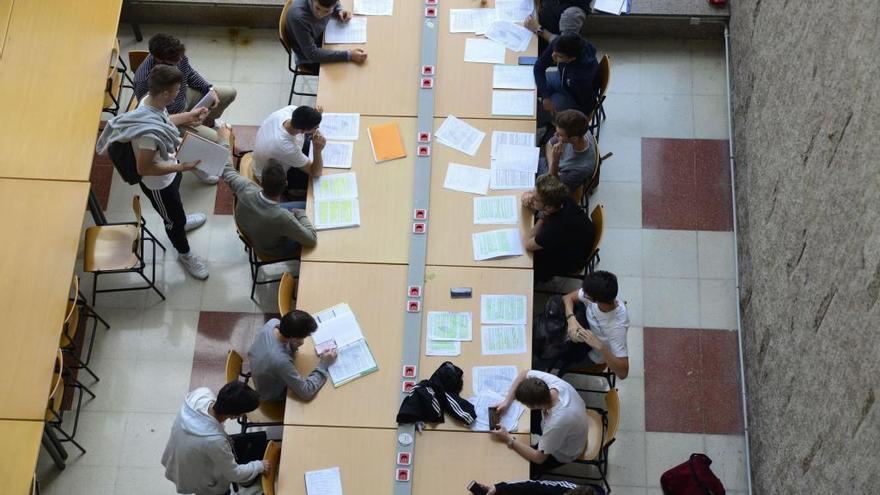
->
[214, 381, 260, 416]
[148, 33, 185, 62]
[535, 174, 569, 209]
[581, 270, 618, 304]
[291, 106, 323, 130]
[316, 0, 338, 8]
[514, 377, 552, 408]
[566, 487, 599, 495]
[554, 32, 584, 58]
[279, 310, 318, 339]
[147, 65, 183, 96]
[261, 162, 288, 198]
[555, 109, 589, 138]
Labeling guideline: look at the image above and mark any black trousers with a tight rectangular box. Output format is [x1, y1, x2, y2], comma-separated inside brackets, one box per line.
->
[139, 172, 189, 254]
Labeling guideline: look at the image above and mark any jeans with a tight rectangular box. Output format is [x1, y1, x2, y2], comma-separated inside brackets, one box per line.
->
[538, 70, 580, 127]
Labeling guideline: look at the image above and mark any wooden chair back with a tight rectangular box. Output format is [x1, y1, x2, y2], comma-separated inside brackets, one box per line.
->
[589, 204, 605, 261]
[239, 153, 259, 184]
[261, 440, 282, 495]
[278, 272, 296, 316]
[128, 50, 149, 73]
[605, 388, 620, 448]
[598, 55, 611, 98]
[225, 350, 244, 384]
[279, 0, 294, 53]
[45, 350, 64, 422]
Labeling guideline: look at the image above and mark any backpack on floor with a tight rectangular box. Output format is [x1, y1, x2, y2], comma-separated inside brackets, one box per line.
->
[660, 453, 726, 495]
[107, 140, 142, 185]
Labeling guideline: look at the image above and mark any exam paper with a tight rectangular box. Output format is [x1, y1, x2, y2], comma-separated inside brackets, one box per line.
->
[426, 339, 462, 356]
[473, 195, 519, 224]
[320, 113, 361, 141]
[481, 294, 528, 325]
[353, 0, 393, 16]
[491, 131, 535, 156]
[328, 338, 377, 386]
[468, 390, 526, 431]
[427, 311, 473, 341]
[311, 305, 365, 348]
[481, 325, 528, 355]
[464, 38, 506, 64]
[444, 163, 491, 196]
[492, 64, 536, 90]
[593, 0, 626, 15]
[314, 199, 361, 230]
[472, 228, 525, 260]
[485, 21, 533, 52]
[495, 0, 533, 22]
[472, 365, 518, 396]
[449, 8, 479, 32]
[325, 17, 367, 44]
[305, 466, 343, 495]
[492, 144, 540, 173]
[490, 168, 535, 190]
[313, 172, 358, 200]
[492, 90, 535, 116]
[435, 115, 485, 156]
[176, 132, 230, 179]
[309, 140, 353, 169]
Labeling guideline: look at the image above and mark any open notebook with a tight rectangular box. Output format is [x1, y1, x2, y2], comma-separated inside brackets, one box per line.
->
[312, 303, 378, 387]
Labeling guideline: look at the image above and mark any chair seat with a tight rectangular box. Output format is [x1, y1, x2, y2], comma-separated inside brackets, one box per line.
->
[246, 400, 285, 424]
[580, 409, 604, 461]
[83, 224, 141, 272]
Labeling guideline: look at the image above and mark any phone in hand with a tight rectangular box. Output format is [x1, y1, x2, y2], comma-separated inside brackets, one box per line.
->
[467, 481, 489, 495]
[488, 406, 501, 431]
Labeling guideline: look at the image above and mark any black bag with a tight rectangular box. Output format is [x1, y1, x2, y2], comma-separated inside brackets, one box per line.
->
[533, 295, 592, 370]
[107, 140, 142, 185]
[229, 431, 268, 464]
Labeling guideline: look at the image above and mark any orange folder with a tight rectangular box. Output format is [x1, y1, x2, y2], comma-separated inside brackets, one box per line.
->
[367, 121, 407, 163]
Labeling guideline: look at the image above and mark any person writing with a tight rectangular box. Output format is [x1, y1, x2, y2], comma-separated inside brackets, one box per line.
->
[284, 0, 368, 66]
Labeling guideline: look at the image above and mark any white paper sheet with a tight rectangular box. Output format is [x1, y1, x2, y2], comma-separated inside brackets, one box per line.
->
[314, 199, 361, 230]
[492, 90, 535, 116]
[444, 163, 491, 195]
[449, 8, 478, 33]
[491, 131, 535, 156]
[485, 21, 533, 52]
[473, 195, 519, 224]
[468, 390, 526, 431]
[311, 305, 365, 348]
[353, 0, 393, 16]
[176, 132, 230, 178]
[435, 115, 486, 156]
[492, 64, 536, 89]
[426, 339, 462, 356]
[481, 294, 528, 324]
[328, 338, 377, 386]
[473, 8, 498, 35]
[309, 140, 354, 169]
[464, 38, 506, 64]
[320, 113, 361, 141]
[490, 168, 535, 190]
[593, 0, 626, 15]
[472, 365, 518, 396]
[191, 90, 215, 110]
[495, 0, 533, 22]
[305, 466, 343, 495]
[481, 325, 528, 355]
[427, 311, 473, 341]
[472, 228, 525, 260]
[325, 17, 367, 44]
[492, 144, 540, 173]
[313, 172, 358, 200]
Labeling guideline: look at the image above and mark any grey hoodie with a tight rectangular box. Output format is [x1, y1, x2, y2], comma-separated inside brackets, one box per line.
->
[161, 387, 264, 495]
[95, 104, 181, 160]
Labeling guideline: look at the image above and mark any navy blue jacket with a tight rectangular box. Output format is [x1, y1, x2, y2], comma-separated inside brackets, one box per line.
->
[534, 38, 600, 116]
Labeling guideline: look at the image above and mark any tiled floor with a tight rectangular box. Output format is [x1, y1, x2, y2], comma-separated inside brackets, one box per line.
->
[37, 25, 749, 495]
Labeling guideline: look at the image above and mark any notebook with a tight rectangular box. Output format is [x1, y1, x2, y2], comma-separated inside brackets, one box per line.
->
[176, 132, 229, 178]
[366, 121, 406, 163]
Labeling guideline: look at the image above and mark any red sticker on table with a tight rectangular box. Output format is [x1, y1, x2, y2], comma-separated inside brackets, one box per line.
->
[402, 365, 417, 378]
[426, 0, 438, 5]
[421, 77, 434, 89]
[412, 222, 426, 234]
[397, 452, 412, 465]
[408, 285, 422, 297]
[402, 380, 416, 393]
[425, 7, 437, 17]
[413, 209, 427, 220]
[418, 132, 431, 143]
[407, 300, 421, 312]
[396, 468, 411, 482]
[417, 145, 431, 156]
[421, 65, 435, 76]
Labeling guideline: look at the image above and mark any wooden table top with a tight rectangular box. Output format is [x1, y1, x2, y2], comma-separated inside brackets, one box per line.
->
[434, 0, 539, 119]
[276, 426, 529, 495]
[303, 116, 416, 265]
[0, 179, 89, 420]
[316, 0, 422, 117]
[0, 0, 13, 59]
[426, 117, 536, 269]
[0, 420, 42, 495]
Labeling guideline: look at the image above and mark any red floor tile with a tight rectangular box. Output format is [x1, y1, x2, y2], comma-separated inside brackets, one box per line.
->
[89, 165, 114, 212]
[214, 178, 234, 215]
[193, 311, 260, 364]
[644, 327, 702, 380]
[645, 374, 704, 433]
[700, 330, 741, 383]
[701, 380, 744, 434]
[189, 358, 228, 393]
[232, 125, 260, 155]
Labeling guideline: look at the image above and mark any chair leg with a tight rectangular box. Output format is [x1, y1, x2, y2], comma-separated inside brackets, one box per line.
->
[52, 424, 86, 455]
[288, 76, 296, 105]
[63, 349, 100, 383]
[42, 428, 68, 469]
[137, 268, 166, 301]
[91, 273, 99, 307]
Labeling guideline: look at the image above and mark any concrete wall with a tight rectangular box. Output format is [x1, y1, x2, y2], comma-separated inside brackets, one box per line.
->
[729, 1, 880, 493]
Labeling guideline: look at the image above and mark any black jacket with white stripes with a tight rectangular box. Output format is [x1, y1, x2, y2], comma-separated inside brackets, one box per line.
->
[396, 361, 476, 426]
[494, 480, 604, 495]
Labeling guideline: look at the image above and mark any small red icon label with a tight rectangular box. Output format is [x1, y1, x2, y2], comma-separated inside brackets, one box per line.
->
[402, 380, 416, 393]
[397, 452, 412, 465]
[408, 285, 422, 297]
[396, 468, 411, 482]
[421, 65, 435, 76]
[425, 7, 437, 17]
[418, 132, 431, 143]
[417, 145, 431, 156]
[413, 222, 426, 234]
[402, 365, 417, 378]
[407, 300, 421, 312]
[421, 77, 434, 89]
[413, 209, 427, 220]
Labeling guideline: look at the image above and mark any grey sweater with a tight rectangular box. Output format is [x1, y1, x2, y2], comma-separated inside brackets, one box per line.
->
[248, 319, 329, 403]
[221, 164, 317, 258]
[95, 104, 180, 159]
[284, 0, 350, 63]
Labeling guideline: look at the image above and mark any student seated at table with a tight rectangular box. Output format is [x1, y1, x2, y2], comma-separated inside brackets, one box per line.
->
[537, 109, 597, 192]
[521, 175, 595, 283]
[534, 32, 600, 127]
[253, 105, 326, 193]
[469, 479, 602, 495]
[524, 0, 591, 51]
[162, 382, 269, 495]
[490, 369, 589, 478]
[558, 270, 630, 378]
[248, 311, 337, 402]
[284, 0, 367, 67]
[134, 32, 237, 184]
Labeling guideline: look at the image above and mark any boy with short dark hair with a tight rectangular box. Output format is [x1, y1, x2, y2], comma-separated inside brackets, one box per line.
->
[284, 0, 367, 65]
[538, 109, 597, 192]
[534, 32, 600, 126]
[253, 104, 326, 191]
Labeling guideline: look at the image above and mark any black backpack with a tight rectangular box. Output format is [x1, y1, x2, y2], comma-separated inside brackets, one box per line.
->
[532, 295, 590, 370]
[107, 141, 142, 185]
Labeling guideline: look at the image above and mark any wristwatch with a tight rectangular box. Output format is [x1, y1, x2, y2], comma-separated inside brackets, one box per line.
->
[566, 314, 576, 320]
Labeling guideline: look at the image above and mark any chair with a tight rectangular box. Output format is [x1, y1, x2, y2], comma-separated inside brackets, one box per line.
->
[239, 152, 260, 185]
[83, 195, 166, 304]
[261, 440, 282, 495]
[279, 0, 318, 102]
[45, 350, 95, 455]
[103, 39, 135, 116]
[234, 217, 300, 301]
[128, 49, 149, 73]
[590, 55, 611, 141]
[59, 290, 100, 383]
[586, 204, 604, 273]
[277, 272, 298, 315]
[225, 350, 284, 433]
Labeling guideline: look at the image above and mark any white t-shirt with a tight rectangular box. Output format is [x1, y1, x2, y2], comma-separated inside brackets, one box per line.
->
[134, 101, 177, 191]
[577, 289, 630, 363]
[527, 370, 588, 463]
[252, 105, 309, 180]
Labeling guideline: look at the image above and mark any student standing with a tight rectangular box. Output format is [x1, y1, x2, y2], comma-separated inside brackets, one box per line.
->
[284, 0, 368, 66]
[524, 0, 591, 51]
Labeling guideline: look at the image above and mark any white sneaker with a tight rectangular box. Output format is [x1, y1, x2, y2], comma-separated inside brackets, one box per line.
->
[179, 252, 209, 280]
[184, 213, 207, 232]
[191, 167, 220, 185]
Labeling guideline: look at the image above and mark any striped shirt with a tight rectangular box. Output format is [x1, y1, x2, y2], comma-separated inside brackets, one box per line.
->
[133, 54, 212, 115]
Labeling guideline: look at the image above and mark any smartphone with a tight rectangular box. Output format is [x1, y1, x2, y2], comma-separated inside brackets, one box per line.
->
[518, 56, 538, 65]
[467, 481, 489, 495]
[488, 406, 501, 431]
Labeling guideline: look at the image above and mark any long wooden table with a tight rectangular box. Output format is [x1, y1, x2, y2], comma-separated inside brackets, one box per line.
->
[0, 420, 43, 495]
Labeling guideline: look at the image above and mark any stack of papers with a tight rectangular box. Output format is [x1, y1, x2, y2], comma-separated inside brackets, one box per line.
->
[312, 303, 378, 387]
[472, 228, 525, 260]
[325, 17, 367, 44]
[464, 38, 506, 64]
[472, 365, 518, 396]
[444, 163, 491, 195]
[449, 8, 497, 35]
[594, 0, 630, 15]
[177, 132, 230, 178]
[492, 90, 535, 117]
[305, 466, 343, 495]
[309, 141, 354, 169]
[492, 65, 536, 90]
[367, 121, 406, 163]
[489, 133, 539, 190]
[425, 311, 472, 357]
[313, 172, 361, 230]
[468, 390, 526, 431]
[435, 115, 485, 156]
[473, 195, 518, 225]
[491, 131, 535, 154]
[485, 21, 533, 52]
[353, 0, 393, 16]
[320, 113, 361, 141]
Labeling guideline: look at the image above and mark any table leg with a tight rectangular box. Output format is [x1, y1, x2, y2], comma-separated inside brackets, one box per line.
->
[41, 428, 67, 470]
[88, 187, 107, 225]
